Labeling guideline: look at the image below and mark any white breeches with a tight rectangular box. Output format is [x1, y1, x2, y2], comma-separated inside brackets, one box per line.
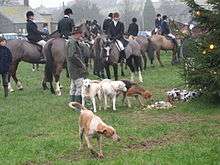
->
[115, 39, 124, 51]
[37, 40, 47, 47]
[168, 33, 176, 39]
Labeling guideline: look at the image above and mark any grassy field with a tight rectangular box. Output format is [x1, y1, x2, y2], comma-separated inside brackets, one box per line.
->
[0, 55, 219, 165]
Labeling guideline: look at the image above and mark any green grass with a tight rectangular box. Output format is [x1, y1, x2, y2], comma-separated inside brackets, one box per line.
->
[0, 55, 219, 165]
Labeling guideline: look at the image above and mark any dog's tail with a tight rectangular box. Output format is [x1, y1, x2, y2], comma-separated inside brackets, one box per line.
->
[68, 102, 87, 111]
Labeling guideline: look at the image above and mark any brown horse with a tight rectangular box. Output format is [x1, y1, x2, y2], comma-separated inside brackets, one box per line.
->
[42, 23, 91, 96]
[5, 31, 60, 92]
[169, 19, 208, 39]
[147, 34, 179, 66]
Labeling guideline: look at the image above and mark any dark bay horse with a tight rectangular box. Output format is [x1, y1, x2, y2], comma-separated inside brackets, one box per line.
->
[6, 31, 60, 92]
[42, 23, 91, 96]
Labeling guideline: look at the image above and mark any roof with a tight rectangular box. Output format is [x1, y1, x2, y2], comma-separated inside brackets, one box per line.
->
[0, 5, 45, 23]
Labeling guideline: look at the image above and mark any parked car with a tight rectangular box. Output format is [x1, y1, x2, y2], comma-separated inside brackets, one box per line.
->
[0, 33, 19, 40]
[138, 31, 152, 37]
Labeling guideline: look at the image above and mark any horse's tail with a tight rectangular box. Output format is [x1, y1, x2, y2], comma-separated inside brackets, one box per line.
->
[44, 40, 54, 82]
[147, 38, 155, 61]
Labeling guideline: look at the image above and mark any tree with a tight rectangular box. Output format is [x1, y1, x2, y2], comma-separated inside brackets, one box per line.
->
[183, 0, 220, 98]
[119, 0, 145, 31]
[0, 0, 10, 6]
[143, 0, 156, 29]
[159, 0, 191, 23]
[61, 0, 103, 25]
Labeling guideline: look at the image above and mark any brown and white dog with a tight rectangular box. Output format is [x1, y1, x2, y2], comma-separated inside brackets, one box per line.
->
[69, 102, 120, 159]
[123, 85, 152, 107]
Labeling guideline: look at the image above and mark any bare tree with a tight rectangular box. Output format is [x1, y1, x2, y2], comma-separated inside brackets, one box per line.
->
[120, 0, 144, 31]
[0, 0, 10, 6]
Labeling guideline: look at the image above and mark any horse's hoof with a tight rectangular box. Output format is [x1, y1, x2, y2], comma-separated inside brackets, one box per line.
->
[43, 86, 49, 90]
[9, 89, 15, 93]
[98, 153, 104, 159]
[56, 90, 62, 96]
[139, 80, 143, 83]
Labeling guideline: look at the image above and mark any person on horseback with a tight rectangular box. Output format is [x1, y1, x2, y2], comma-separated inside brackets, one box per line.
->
[161, 15, 178, 47]
[107, 12, 127, 62]
[91, 19, 101, 36]
[128, 17, 139, 39]
[103, 13, 113, 34]
[0, 37, 12, 98]
[66, 29, 87, 104]
[58, 8, 75, 40]
[155, 14, 162, 33]
[26, 11, 48, 62]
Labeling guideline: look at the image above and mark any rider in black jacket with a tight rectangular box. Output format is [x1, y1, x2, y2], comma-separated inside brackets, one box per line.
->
[107, 12, 127, 62]
[26, 11, 47, 62]
[102, 13, 113, 34]
[128, 17, 139, 37]
[58, 8, 75, 39]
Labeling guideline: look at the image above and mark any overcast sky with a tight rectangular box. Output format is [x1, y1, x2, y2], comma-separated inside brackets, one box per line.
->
[29, 0, 159, 8]
[29, 0, 73, 8]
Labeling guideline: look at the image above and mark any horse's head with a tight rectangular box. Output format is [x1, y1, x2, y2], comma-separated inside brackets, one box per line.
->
[98, 36, 112, 57]
[76, 23, 91, 41]
[169, 19, 190, 39]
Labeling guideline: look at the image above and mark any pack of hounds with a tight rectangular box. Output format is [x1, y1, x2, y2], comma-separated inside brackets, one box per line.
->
[68, 79, 200, 159]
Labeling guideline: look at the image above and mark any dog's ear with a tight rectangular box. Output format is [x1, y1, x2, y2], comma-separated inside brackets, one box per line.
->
[97, 124, 107, 134]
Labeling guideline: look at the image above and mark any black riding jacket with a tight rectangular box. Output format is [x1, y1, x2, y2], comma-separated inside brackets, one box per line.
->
[58, 16, 75, 39]
[26, 19, 46, 42]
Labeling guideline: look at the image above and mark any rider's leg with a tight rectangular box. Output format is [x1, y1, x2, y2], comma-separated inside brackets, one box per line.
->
[115, 40, 126, 62]
[37, 40, 47, 62]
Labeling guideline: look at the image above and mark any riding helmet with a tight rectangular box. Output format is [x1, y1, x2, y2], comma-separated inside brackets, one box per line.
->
[132, 17, 137, 23]
[157, 14, 161, 17]
[162, 15, 168, 20]
[64, 8, 73, 15]
[26, 11, 34, 18]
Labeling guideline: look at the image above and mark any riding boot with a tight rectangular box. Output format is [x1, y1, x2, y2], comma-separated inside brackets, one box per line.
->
[75, 95, 82, 112]
[75, 95, 82, 104]
[70, 95, 75, 102]
[3, 85, 8, 98]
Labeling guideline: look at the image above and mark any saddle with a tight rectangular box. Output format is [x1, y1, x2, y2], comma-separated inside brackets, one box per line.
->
[26, 40, 43, 52]
[163, 35, 178, 47]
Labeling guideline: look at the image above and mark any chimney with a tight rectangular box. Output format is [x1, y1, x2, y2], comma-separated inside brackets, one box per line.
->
[24, 0, 29, 6]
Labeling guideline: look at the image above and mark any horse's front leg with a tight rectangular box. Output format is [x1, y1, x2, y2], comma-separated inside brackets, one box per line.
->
[156, 50, 164, 67]
[142, 52, 147, 70]
[113, 64, 118, 81]
[105, 64, 111, 79]
[126, 57, 135, 81]
[54, 66, 63, 96]
[136, 56, 143, 83]
[11, 62, 23, 90]
[120, 61, 125, 77]
[7, 74, 14, 93]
